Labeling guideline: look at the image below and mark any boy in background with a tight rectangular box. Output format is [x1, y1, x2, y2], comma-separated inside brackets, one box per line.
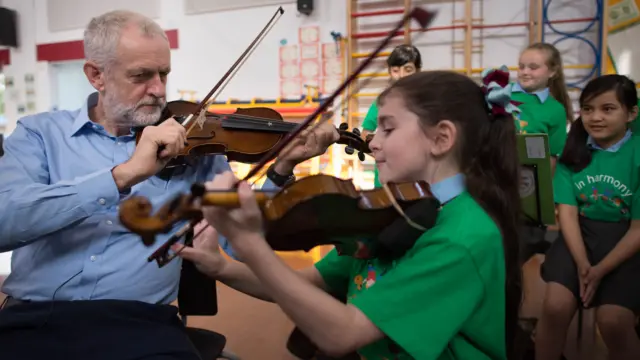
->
[361, 44, 423, 188]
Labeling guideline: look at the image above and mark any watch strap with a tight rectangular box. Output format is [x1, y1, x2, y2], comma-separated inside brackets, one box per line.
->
[266, 163, 295, 187]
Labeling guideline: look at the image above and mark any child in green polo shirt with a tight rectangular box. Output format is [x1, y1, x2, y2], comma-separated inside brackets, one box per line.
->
[535, 74, 640, 359]
[512, 43, 574, 262]
[512, 42, 573, 172]
[361, 44, 422, 188]
[178, 69, 524, 359]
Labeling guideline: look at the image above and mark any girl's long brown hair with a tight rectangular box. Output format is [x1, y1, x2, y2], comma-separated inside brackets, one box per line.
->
[525, 43, 574, 122]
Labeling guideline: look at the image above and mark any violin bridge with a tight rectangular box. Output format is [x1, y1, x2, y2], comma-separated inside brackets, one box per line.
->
[196, 108, 207, 130]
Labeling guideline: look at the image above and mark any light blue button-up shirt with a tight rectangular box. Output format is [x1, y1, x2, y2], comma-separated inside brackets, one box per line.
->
[431, 173, 465, 203]
[0, 92, 280, 304]
[587, 129, 632, 153]
[512, 82, 550, 103]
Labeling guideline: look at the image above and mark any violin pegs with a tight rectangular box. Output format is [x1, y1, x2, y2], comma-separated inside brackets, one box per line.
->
[352, 128, 361, 137]
[338, 122, 348, 131]
[358, 151, 365, 162]
[344, 146, 355, 155]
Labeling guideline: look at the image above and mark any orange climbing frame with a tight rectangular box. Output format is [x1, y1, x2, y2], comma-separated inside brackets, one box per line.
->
[344, 0, 602, 131]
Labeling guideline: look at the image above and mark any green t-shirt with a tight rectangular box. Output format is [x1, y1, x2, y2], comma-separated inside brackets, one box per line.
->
[315, 192, 507, 359]
[511, 87, 568, 157]
[362, 101, 382, 189]
[553, 135, 640, 222]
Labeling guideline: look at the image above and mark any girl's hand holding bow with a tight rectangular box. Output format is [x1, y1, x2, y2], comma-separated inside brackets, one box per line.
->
[200, 171, 267, 257]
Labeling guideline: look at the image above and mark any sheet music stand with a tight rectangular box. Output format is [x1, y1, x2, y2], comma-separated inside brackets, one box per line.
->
[516, 133, 555, 228]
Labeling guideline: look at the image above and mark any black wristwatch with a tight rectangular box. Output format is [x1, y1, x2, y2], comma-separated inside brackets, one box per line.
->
[267, 163, 296, 187]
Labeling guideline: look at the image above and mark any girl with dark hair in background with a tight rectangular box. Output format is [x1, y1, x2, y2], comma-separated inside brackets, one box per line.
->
[535, 74, 640, 360]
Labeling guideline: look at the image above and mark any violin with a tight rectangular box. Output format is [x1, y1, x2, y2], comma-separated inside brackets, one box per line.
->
[119, 6, 438, 266]
[118, 174, 440, 265]
[133, 6, 368, 169]
[143, 99, 371, 165]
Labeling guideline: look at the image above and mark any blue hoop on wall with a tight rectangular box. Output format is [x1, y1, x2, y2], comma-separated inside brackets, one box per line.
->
[541, 0, 605, 89]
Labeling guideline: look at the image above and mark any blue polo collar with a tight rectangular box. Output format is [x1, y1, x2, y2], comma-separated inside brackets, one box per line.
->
[512, 82, 550, 103]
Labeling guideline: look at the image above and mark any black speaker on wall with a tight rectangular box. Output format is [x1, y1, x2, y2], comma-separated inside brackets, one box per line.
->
[297, 0, 313, 16]
[0, 7, 18, 48]
[0, 134, 4, 157]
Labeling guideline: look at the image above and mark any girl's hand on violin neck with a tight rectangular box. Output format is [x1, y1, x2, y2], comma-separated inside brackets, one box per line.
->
[172, 220, 227, 278]
[202, 171, 265, 252]
[277, 121, 340, 171]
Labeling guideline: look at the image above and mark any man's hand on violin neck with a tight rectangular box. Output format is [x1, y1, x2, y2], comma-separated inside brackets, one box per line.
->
[277, 121, 340, 168]
[111, 118, 186, 191]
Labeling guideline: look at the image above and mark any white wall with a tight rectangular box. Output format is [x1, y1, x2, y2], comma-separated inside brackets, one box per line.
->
[0, 0, 602, 273]
[1, 0, 599, 133]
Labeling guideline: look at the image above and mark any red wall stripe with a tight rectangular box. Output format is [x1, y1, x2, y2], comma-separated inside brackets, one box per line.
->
[0, 49, 10, 66]
[36, 29, 179, 62]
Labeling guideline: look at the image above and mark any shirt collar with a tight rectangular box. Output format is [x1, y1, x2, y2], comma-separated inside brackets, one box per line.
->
[70, 92, 100, 137]
[587, 129, 632, 152]
[431, 173, 466, 204]
[512, 82, 550, 103]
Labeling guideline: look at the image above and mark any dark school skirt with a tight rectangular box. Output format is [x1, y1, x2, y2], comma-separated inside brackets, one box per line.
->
[0, 298, 201, 360]
[540, 216, 640, 312]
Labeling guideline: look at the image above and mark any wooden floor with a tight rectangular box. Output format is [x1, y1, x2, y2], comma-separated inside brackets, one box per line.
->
[185, 253, 314, 359]
[0, 253, 609, 359]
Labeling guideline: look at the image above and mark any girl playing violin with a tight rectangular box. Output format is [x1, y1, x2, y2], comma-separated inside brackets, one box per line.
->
[175, 69, 522, 359]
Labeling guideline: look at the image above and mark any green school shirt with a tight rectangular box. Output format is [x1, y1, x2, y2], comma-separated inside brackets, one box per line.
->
[362, 101, 382, 189]
[511, 85, 568, 157]
[315, 192, 507, 359]
[553, 134, 640, 222]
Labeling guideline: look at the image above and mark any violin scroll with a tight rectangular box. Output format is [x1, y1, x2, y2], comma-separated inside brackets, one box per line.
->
[338, 122, 370, 161]
[118, 193, 201, 246]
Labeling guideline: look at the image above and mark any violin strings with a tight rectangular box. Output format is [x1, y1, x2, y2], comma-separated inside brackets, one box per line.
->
[219, 115, 299, 131]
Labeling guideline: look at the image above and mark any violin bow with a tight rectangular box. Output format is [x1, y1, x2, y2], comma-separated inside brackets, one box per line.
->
[240, 7, 436, 182]
[180, 6, 284, 136]
[147, 7, 438, 266]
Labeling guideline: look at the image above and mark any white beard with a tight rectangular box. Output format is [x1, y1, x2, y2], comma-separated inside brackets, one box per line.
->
[103, 88, 166, 128]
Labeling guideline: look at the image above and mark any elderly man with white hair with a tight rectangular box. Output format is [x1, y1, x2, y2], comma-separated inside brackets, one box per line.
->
[0, 9, 339, 360]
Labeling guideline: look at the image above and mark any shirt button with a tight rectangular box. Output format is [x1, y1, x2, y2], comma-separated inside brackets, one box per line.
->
[106, 220, 113, 225]
[98, 198, 106, 205]
[90, 255, 96, 261]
